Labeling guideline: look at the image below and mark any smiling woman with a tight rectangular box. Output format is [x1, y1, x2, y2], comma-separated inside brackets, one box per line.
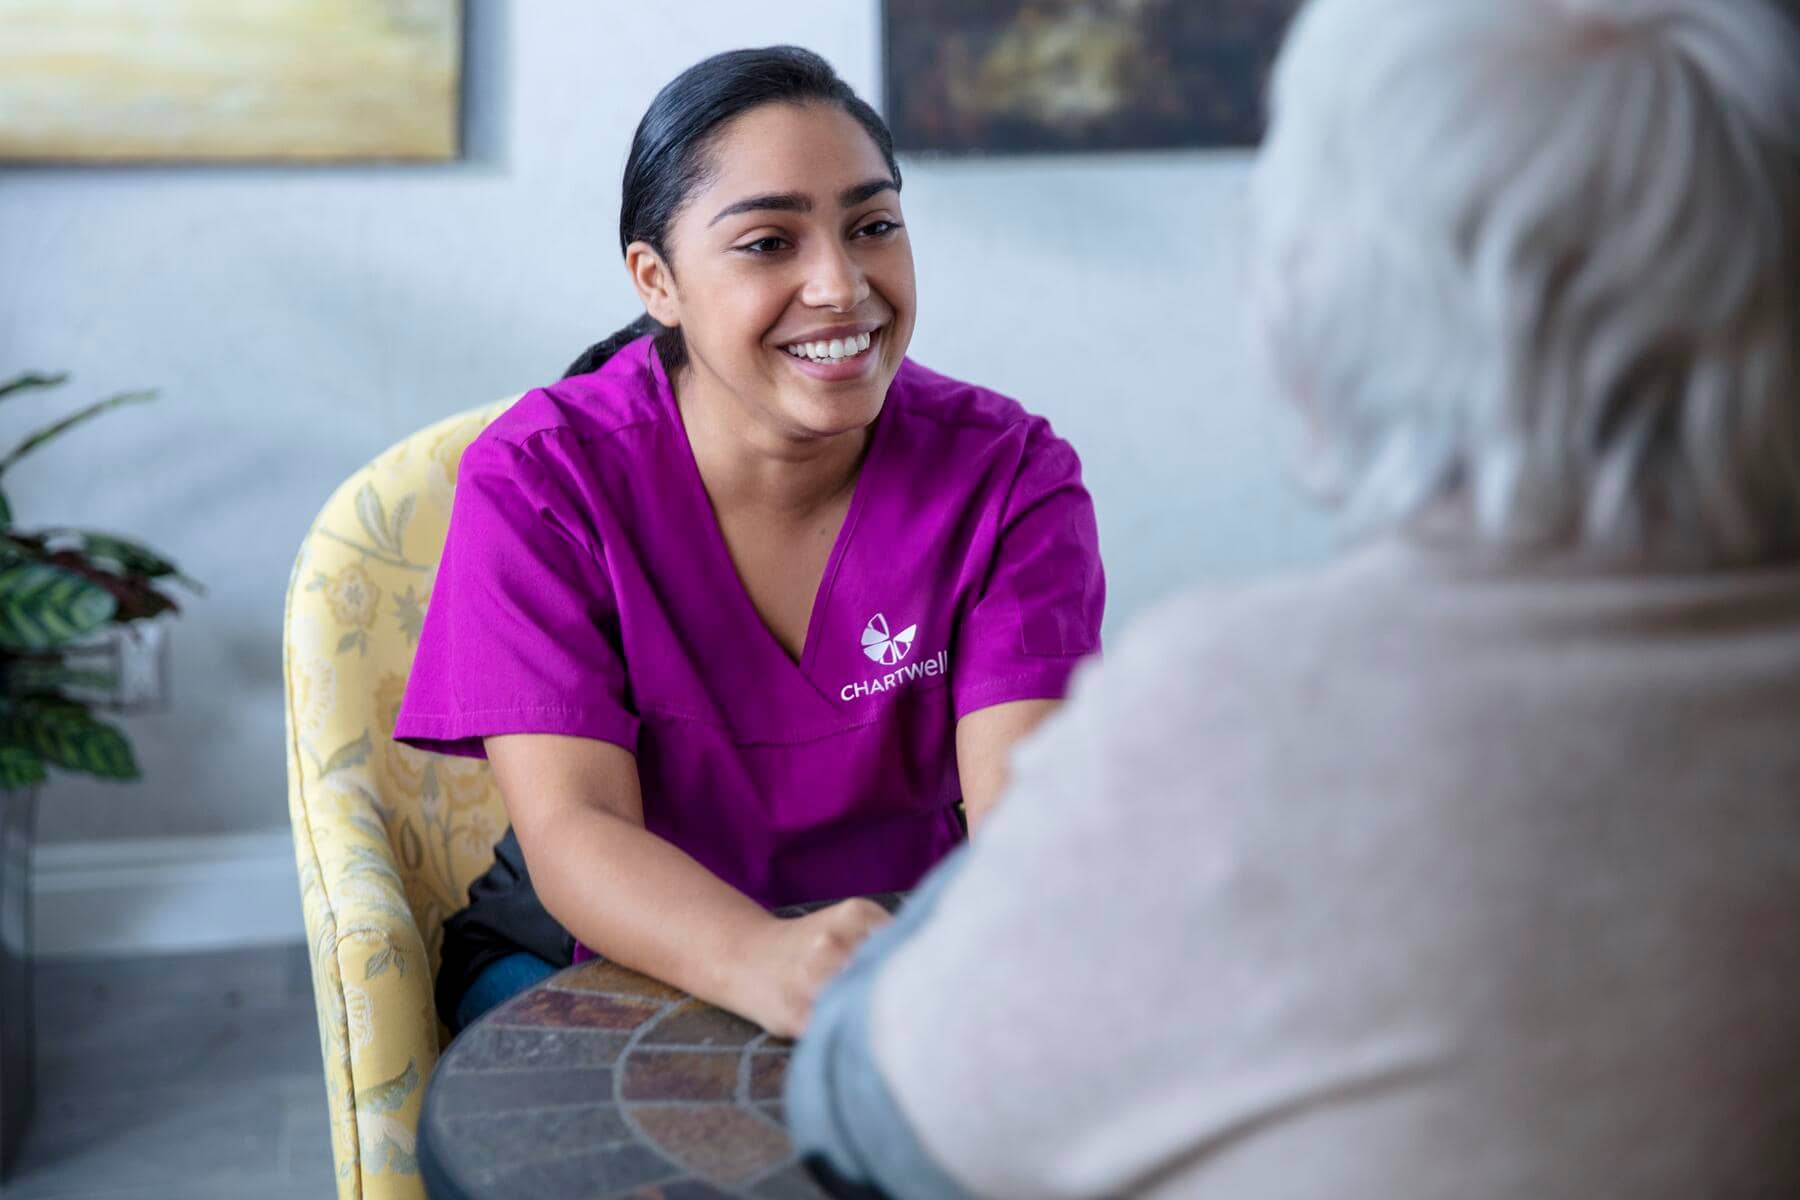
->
[628, 97, 915, 454]
[391, 47, 1105, 1047]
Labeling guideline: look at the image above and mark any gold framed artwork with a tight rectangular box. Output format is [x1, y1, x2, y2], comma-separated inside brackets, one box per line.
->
[0, 0, 462, 163]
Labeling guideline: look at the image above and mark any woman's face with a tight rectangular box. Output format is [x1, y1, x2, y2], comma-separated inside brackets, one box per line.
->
[637, 101, 916, 443]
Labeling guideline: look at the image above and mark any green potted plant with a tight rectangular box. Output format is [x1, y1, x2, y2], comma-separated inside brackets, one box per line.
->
[0, 371, 196, 1175]
[0, 373, 201, 785]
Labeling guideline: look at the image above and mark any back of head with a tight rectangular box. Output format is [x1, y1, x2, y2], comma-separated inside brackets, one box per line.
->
[1250, 0, 1800, 566]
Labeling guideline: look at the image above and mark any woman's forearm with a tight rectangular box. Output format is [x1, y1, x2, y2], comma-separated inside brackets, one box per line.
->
[487, 732, 773, 1010]
[523, 802, 775, 1014]
[487, 732, 889, 1036]
[956, 698, 1061, 833]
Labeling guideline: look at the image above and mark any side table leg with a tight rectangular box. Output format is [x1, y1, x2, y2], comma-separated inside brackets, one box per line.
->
[0, 786, 36, 1178]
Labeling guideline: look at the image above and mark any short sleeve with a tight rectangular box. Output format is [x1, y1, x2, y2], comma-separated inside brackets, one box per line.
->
[950, 422, 1104, 718]
[393, 433, 638, 758]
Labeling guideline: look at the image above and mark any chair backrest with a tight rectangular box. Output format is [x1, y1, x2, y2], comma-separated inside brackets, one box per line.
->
[286, 400, 512, 979]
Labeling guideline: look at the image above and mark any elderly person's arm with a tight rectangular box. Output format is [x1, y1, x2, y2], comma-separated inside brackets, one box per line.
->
[783, 698, 1056, 1194]
[785, 624, 1140, 1199]
[784, 588, 1449, 1199]
[785, 851, 976, 1199]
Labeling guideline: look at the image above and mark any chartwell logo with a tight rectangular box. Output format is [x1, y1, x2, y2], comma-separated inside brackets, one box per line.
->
[841, 613, 948, 701]
[861, 614, 915, 665]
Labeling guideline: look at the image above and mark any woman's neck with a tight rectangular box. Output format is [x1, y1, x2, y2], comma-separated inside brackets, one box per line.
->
[674, 368, 871, 520]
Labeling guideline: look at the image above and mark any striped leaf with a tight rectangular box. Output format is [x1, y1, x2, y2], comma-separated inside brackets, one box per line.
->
[0, 742, 47, 789]
[14, 701, 138, 780]
[0, 561, 117, 650]
[75, 532, 183, 581]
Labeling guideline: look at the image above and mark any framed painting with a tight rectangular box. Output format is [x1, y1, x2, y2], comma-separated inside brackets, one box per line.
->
[0, 0, 462, 162]
[883, 0, 1301, 154]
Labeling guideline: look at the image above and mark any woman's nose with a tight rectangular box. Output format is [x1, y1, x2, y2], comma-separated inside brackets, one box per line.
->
[801, 242, 869, 312]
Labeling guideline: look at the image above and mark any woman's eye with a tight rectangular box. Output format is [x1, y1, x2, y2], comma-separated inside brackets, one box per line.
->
[740, 236, 789, 254]
[855, 220, 901, 239]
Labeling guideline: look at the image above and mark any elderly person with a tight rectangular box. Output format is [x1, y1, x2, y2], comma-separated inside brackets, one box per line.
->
[785, 0, 1800, 1196]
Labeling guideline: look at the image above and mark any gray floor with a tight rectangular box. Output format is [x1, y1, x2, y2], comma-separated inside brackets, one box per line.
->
[4, 943, 336, 1199]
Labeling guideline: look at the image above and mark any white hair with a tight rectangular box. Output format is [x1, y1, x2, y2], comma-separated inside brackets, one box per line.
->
[1249, 0, 1800, 566]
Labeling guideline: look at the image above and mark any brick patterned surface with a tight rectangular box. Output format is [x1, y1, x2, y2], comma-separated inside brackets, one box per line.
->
[424, 897, 905, 1198]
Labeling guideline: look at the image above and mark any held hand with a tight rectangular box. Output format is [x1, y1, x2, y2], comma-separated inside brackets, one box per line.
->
[736, 899, 892, 1039]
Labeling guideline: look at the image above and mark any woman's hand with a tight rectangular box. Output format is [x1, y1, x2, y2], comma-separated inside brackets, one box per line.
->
[488, 734, 893, 1039]
[732, 899, 893, 1039]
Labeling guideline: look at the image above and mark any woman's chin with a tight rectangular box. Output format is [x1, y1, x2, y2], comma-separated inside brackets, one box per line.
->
[779, 385, 885, 440]
[767, 355, 893, 434]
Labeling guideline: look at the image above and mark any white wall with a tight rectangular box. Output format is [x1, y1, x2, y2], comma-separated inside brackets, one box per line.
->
[0, 0, 1332, 847]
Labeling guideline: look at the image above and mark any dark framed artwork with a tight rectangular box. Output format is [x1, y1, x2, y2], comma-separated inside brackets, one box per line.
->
[883, 0, 1302, 154]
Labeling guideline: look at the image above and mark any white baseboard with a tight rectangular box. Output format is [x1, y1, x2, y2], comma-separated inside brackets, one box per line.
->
[31, 829, 306, 958]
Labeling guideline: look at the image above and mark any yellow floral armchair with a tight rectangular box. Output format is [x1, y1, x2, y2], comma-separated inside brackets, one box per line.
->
[283, 400, 515, 1200]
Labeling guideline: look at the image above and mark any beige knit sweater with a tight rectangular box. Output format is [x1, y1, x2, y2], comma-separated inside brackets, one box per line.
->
[869, 538, 1800, 1199]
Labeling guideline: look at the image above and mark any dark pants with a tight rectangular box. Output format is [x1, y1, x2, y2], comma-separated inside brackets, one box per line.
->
[434, 827, 574, 1030]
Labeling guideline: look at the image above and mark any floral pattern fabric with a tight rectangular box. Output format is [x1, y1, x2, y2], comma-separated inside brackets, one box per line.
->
[283, 401, 513, 1199]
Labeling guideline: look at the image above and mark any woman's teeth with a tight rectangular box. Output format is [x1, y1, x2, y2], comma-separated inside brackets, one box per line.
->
[783, 331, 873, 363]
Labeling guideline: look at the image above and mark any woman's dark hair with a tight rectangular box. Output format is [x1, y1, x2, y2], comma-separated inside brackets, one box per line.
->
[563, 46, 902, 380]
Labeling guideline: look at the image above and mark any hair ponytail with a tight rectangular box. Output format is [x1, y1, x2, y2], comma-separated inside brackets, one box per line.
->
[561, 313, 681, 379]
[559, 46, 900, 382]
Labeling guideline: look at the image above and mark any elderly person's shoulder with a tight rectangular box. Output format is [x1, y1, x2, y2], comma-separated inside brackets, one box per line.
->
[1063, 538, 1442, 730]
[1100, 534, 1800, 712]
[1111, 539, 1420, 656]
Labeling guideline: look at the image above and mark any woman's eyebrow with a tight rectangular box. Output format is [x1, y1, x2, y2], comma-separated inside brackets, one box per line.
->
[839, 178, 898, 208]
[709, 192, 810, 226]
[708, 178, 899, 227]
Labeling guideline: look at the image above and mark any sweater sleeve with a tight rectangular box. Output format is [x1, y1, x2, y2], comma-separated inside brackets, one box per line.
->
[784, 854, 976, 1200]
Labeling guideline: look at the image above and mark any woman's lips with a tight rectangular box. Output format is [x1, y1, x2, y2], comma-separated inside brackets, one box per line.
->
[778, 329, 882, 381]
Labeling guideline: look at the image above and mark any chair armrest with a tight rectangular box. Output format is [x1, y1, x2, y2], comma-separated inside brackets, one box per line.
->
[290, 754, 438, 1200]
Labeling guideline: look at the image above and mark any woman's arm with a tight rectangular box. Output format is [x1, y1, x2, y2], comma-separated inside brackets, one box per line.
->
[487, 732, 890, 1038]
[955, 698, 1060, 834]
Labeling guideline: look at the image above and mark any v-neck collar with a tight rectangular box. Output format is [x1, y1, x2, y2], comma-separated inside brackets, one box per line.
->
[649, 346, 889, 698]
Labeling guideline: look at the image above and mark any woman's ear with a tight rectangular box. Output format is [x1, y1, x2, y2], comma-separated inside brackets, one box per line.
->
[625, 241, 680, 329]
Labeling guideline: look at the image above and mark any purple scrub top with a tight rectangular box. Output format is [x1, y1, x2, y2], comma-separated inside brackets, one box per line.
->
[395, 336, 1103, 910]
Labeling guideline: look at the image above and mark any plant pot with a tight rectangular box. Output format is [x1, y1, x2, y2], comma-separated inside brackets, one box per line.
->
[0, 785, 35, 1177]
